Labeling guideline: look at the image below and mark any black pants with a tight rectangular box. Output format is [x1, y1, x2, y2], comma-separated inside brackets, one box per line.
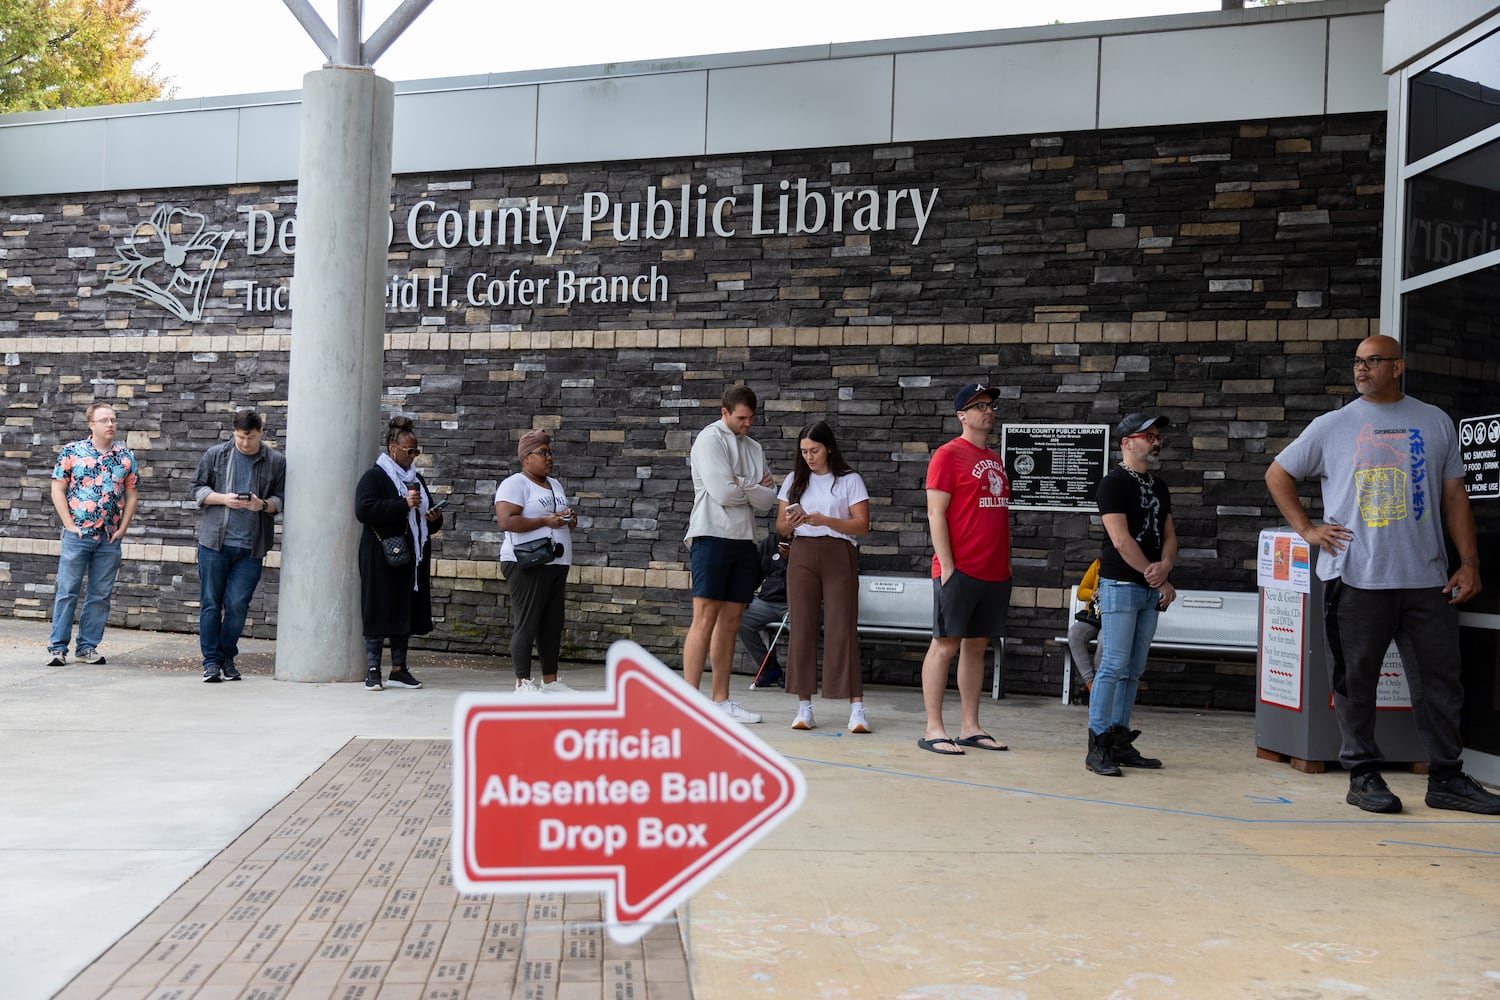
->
[1324, 580, 1465, 778]
[503, 562, 569, 679]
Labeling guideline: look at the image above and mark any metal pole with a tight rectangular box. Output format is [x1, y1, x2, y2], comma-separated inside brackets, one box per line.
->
[364, 0, 439, 64]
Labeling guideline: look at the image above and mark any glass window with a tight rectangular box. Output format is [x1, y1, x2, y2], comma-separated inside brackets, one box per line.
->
[1402, 139, 1500, 278]
[1407, 28, 1500, 163]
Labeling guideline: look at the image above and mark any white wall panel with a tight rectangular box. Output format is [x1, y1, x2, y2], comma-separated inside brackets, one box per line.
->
[0, 119, 105, 196]
[1099, 21, 1327, 129]
[893, 39, 1098, 141]
[1328, 14, 1387, 113]
[393, 87, 539, 175]
[706, 57, 892, 155]
[236, 104, 303, 183]
[537, 72, 706, 166]
[102, 110, 240, 192]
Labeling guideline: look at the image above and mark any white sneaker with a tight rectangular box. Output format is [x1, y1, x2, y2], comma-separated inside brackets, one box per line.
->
[515, 677, 541, 695]
[717, 699, 762, 724]
[848, 704, 871, 734]
[540, 677, 575, 694]
[791, 705, 815, 730]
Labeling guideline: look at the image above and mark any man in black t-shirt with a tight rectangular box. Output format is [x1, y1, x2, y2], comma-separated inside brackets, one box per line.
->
[1086, 413, 1177, 777]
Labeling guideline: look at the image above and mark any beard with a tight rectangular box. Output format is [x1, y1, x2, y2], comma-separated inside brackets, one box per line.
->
[1142, 451, 1162, 470]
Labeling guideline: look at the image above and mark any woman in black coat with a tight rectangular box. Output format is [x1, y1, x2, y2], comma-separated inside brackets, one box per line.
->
[355, 416, 443, 690]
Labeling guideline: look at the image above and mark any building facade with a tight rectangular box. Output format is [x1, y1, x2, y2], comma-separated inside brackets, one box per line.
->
[10, 1, 1490, 729]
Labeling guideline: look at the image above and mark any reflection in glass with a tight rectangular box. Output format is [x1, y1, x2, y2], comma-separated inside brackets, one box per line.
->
[1408, 28, 1500, 163]
[1403, 265, 1500, 755]
[1402, 264, 1499, 616]
[1403, 139, 1500, 277]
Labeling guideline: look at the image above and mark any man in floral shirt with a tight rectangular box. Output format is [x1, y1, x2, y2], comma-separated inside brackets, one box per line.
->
[47, 402, 139, 665]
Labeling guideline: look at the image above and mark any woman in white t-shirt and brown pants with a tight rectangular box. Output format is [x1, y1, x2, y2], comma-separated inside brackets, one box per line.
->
[776, 421, 871, 733]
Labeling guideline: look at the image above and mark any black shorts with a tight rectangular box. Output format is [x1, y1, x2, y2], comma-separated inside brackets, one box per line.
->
[932, 570, 1012, 638]
[690, 536, 760, 605]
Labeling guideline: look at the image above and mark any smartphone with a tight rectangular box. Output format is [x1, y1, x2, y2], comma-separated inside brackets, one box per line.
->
[431, 497, 450, 511]
[236, 493, 251, 501]
[785, 503, 803, 516]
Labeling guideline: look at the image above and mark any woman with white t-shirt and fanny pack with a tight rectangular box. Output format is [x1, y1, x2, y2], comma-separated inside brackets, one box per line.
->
[495, 429, 577, 694]
[776, 421, 871, 733]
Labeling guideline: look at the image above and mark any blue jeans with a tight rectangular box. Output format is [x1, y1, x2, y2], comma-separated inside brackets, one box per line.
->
[48, 532, 124, 655]
[1088, 579, 1161, 735]
[198, 544, 263, 668]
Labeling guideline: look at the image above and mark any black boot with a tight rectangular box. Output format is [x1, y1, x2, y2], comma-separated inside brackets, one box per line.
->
[1086, 729, 1122, 776]
[1111, 725, 1162, 769]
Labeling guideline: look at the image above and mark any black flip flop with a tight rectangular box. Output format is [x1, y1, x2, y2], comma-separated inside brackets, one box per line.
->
[917, 737, 966, 756]
[956, 733, 1009, 751]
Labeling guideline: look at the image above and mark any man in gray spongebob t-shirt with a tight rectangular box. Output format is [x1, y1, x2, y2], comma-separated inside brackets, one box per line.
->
[1266, 334, 1497, 816]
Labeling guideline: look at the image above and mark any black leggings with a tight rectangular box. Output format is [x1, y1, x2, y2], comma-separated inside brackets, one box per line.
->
[503, 562, 569, 679]
[364, 635, 409, 671]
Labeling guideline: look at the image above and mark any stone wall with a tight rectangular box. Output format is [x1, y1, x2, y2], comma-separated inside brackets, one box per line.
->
[0, 113, 1385, 703]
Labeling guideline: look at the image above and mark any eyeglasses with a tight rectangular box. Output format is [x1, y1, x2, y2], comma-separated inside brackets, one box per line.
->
[529, 449, 553, 458]
[1352, 355, 1398, 370]
[396, 445, 421, 457]
[1127, 432, 1164, 444]
[962, 402, 997, 413]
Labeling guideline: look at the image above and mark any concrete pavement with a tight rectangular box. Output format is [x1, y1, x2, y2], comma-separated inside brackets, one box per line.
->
[3, 617, 1499, 999]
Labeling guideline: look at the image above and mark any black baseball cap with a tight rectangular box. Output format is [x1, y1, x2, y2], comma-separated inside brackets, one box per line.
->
[1116, 413, 1171, 437]
[953, 381, 1000, 411]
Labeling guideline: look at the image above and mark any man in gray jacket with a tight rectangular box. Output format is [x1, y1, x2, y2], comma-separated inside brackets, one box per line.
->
[190, 410, 286, 682]
[683, 384, 777, 722]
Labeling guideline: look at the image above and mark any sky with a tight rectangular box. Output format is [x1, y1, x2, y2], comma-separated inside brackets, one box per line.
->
[140, 1, 1236, 101]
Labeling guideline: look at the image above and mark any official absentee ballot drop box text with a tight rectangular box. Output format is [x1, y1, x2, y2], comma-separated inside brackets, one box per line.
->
[1254, 529, 1426, 767]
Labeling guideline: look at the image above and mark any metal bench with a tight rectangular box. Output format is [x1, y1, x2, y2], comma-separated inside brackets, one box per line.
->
[857, 574, 1007, 699]
[1058, 585, 1259, 704]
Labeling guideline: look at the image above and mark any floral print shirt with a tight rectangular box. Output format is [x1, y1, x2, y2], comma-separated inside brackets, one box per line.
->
[52, 439, 138, 540]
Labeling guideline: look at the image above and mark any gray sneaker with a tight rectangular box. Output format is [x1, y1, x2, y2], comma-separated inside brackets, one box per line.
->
[78, 650, 106, 665]
[202, 665, 223, 683]
[717, 699, 762, 724]
[46, 651, 67, 667]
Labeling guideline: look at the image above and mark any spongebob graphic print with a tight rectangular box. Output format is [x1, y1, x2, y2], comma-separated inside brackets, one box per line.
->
[1273, 397, 1460, 589]
[1351, 423, 1428, 528]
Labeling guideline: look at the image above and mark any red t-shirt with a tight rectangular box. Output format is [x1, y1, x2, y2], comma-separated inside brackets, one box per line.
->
[925, 437, 1012, 582]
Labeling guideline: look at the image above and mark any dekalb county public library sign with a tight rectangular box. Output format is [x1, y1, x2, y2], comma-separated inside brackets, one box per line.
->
[109, 177, 940, 320]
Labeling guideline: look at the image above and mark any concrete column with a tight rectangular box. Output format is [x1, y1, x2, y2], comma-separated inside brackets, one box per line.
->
[276, 68, 395, 682]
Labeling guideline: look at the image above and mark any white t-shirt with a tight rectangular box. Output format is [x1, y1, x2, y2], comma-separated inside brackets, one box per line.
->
[778, 471, 870, 546]
[494, 473, 574, 565]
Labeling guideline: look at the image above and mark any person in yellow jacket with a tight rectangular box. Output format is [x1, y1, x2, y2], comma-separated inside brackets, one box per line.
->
[1066, 559, 1104, 695]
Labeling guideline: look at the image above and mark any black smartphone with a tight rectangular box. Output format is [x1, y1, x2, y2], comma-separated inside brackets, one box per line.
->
[431, 497, 450, 511]
[236, 493, 251, 500]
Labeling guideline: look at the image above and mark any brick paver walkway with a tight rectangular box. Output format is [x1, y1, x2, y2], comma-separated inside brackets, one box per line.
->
[54, 739, 692, 1000]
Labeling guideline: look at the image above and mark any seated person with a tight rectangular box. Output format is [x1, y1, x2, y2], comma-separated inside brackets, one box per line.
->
[737, 531, 790, 687]
[1067, 558, 1105, 698]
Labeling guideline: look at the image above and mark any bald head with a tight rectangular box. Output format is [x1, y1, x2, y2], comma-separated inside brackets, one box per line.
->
[1352, 335, 1404, 403]
[1358, 334, 1401, 359]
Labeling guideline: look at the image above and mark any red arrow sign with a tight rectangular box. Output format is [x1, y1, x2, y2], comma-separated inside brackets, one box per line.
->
[451, 639, 806, 943]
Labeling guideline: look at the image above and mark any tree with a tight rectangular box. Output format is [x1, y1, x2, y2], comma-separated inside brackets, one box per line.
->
[0, 0, 172, 112]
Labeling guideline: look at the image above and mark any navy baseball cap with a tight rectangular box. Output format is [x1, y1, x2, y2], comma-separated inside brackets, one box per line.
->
[1116, 413, 1171, 437]
[953, 381, 1000, 411]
